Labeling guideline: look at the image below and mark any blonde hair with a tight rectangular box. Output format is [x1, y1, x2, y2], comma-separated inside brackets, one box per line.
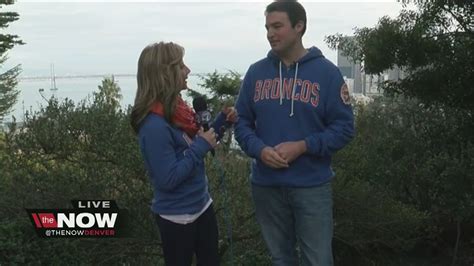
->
[130, 42, 185, 133]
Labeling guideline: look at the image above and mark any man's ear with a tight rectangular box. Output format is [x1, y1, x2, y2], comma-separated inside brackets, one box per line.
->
[295, 21, 304, 34]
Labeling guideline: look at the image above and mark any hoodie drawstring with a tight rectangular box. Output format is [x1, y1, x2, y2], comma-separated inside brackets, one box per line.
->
[278, 61, 299, 117]
[279, 61, 283, 105]
[290, 62, 299, 117]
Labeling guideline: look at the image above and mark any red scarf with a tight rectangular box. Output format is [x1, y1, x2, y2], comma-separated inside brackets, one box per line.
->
[150, 97, 199, 137]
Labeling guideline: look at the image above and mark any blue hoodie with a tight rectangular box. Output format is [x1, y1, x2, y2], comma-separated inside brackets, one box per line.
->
[138, 111, 226, 215]
[235, 47, 355, 187]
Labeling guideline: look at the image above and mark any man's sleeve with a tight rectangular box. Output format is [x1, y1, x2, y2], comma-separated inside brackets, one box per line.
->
[234, 67, 266, 159]
[304, 70, 355, 156]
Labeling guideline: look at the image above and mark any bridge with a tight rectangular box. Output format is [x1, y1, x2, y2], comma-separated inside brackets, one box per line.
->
[18, 73, 206, 81]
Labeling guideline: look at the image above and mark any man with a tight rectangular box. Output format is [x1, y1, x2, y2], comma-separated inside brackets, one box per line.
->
[234, 1, 355, 265]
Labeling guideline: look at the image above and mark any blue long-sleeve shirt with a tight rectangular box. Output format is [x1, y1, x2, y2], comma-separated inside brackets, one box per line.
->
[235, 47, 355, 187]
[138, 112, 226, 214]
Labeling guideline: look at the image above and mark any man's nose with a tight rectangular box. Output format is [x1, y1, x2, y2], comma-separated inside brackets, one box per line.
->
[267, 29, 274, 40]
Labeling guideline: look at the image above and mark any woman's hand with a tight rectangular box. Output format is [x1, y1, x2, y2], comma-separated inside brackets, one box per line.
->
[223, 106, 238, 124]
[198, 127, 218, 148]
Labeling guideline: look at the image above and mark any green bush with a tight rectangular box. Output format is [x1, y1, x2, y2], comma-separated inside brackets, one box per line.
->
[333, 96, 474, 264]
[2, 77, 470, 265]
[0, 77, 266, 265]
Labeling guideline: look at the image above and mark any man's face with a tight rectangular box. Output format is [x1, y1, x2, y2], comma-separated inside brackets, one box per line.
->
[265, 11, 302, 54]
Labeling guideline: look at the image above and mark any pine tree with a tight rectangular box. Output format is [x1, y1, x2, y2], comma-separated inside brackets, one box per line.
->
[0, 0, 24, 122]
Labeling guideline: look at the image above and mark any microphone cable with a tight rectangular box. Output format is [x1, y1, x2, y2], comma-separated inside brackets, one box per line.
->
[209, 151, 234, 266]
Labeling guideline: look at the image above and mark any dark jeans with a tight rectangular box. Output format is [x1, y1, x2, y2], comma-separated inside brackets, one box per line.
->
[155, 204, 219, 266]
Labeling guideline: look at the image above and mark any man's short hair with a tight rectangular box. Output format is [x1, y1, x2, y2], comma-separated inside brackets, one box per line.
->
[265, 0, 307, 36]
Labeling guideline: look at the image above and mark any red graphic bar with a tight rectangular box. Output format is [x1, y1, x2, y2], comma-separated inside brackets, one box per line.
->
[38, 213, 57, 228]
[32, 213, 42, 228]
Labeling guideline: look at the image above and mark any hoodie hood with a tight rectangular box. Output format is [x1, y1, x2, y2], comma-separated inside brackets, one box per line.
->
[266, 46, 325, 117]
[267, 46, 324, 65]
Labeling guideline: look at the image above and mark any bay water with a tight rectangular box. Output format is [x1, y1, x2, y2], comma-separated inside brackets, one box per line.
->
[6, 74, 205, 123]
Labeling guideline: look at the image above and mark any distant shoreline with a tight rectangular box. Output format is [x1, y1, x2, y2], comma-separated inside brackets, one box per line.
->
[18, 73, 206, 81]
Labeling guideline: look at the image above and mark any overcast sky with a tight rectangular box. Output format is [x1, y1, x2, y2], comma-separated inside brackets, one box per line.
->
[2, 0, 403, 77]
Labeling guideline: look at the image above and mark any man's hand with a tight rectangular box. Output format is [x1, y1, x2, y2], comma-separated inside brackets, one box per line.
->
[260, 147, 289, 169]
[222, 106, 238, 123]
[274, 140, 307, 164]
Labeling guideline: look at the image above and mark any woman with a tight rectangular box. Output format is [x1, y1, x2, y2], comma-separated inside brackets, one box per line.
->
[131, 42, 236, 266]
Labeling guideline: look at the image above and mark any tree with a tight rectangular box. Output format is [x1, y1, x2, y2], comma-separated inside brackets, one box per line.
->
[0, 0, 24, 121]
[187, 70, 241, 151]
[93, 76, 123, 112]
[326, 0, 473, 111]
[187, 70, 241, 111]
[326, 2, 474, 263]
[333, 97, 474, 264]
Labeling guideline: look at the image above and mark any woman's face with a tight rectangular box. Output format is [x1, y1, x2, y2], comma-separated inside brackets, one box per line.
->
[179, 60, 191, 90]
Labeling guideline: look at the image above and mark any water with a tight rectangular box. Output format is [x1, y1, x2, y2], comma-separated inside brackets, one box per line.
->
[6, 75, 204, 123]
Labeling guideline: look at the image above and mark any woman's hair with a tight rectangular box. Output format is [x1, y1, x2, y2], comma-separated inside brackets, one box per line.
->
[130, 41, 185, 134]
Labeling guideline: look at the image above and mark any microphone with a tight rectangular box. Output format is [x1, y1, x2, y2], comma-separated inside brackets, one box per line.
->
[192, 96, 212, 131]
[192, 96, 215, 156]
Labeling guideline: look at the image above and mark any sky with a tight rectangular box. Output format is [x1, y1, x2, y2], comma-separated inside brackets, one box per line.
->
[2, 0, 404, 78]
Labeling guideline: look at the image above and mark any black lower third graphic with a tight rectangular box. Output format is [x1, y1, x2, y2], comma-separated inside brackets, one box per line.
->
[26, 200, 129, 238]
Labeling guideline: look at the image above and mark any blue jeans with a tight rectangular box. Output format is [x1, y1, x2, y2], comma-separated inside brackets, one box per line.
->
[252, 182, 334, 266]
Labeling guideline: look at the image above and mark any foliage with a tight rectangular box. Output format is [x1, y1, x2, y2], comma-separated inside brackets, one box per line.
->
[205, 152, 270, 265]
[333, 177, 427, 265]
[187, 70, 241, 114]
[2, 75, 471, 264]
[0, 77, 267, 265]
[0, 0, 24, 121]
[326, 3, 473, 262]
[333, 96, 474, 264]
[93, 76, 123, 111]
[325, 0, 474, 111]
[0, 79, 162, 264]
[187, 70, 242, 152]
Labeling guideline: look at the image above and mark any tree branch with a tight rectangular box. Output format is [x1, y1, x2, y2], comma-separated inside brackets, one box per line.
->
[439, 4, 472, 33]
